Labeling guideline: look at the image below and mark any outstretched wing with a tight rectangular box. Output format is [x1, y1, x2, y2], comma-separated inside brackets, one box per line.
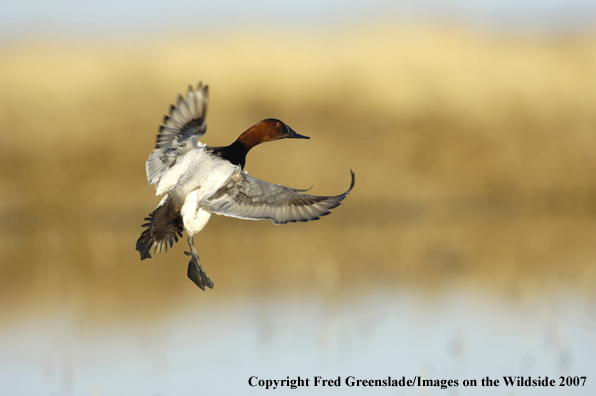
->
[207, 169, 355, 224]
[146, 82, 209, 186]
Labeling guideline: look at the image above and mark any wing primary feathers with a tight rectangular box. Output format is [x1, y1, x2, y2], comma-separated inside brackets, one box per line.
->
[146, 82, 210, 186]
[208, 169, 355, 224]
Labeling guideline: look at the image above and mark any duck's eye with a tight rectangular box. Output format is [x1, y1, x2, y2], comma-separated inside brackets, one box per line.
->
[276, 122, 281, 127]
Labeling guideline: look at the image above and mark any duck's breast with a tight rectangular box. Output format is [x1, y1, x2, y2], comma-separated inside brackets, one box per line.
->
[155, 148, 236, 197]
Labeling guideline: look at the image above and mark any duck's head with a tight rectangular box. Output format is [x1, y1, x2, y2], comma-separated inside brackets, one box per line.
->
[237, 118, 309, 150]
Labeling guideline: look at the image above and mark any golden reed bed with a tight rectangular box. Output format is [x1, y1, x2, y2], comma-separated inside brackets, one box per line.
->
[1, 24, 595, 320]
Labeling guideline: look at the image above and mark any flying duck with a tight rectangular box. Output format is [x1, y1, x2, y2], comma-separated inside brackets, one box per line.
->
[136, 82, 355, 290]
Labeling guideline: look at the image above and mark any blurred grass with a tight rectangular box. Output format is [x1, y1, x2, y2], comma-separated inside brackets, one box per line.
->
[1, 24, 596, 322]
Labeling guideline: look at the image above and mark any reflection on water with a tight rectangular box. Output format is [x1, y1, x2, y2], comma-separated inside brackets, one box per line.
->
[1, 289, 594, 395]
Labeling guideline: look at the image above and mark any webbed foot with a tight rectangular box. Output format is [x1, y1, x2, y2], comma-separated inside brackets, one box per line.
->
[185, 235, 214, 290]
[185, 251, 214, 290]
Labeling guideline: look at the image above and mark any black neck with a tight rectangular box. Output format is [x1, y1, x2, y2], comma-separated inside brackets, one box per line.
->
[209, 140, 249, 169]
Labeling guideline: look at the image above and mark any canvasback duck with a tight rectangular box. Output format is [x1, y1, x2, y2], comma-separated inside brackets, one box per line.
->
[136, 82, 355, 290]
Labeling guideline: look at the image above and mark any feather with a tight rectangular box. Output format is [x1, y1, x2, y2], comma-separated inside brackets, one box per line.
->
[146, 82, 209, 187]
[207, 169, 355, 224]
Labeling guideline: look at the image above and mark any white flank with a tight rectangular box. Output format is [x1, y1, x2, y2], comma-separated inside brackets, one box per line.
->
[181, 193, 212, 236]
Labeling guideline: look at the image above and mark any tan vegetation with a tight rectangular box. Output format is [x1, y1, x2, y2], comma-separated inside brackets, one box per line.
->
[1, 24, 596, 321]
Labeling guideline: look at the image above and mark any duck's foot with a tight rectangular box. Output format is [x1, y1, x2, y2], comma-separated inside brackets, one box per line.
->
[186, 253, 214, 290]
[185, 235, 214, 291]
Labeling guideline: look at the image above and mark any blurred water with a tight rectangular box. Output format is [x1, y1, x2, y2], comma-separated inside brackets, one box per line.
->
[1, 289, 594, 396]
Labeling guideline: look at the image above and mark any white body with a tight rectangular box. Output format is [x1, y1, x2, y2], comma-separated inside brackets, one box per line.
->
[153, 142, 237, 236]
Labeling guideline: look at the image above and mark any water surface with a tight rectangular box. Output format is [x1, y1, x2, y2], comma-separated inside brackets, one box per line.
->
[2, 289, 594, 395]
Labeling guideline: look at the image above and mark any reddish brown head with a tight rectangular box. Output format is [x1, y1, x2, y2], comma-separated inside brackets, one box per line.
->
[236, 119, 309, 151]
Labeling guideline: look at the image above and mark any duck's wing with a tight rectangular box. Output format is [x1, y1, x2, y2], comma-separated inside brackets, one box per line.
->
[207, 169, 355, 224]
[146, 82, 209, 186]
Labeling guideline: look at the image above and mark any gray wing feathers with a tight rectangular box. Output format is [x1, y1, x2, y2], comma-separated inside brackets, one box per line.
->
[146, 82, 209, 186]
[208, 170, 355, 224]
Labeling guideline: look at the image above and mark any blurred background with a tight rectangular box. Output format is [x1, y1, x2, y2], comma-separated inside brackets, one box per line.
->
[1, 1, 596, 395]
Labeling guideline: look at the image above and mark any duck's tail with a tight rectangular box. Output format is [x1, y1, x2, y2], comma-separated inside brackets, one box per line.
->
[136, 196, 184, 260]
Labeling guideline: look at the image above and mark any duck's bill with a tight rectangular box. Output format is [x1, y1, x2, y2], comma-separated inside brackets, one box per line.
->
[287, 127, 310, 139]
